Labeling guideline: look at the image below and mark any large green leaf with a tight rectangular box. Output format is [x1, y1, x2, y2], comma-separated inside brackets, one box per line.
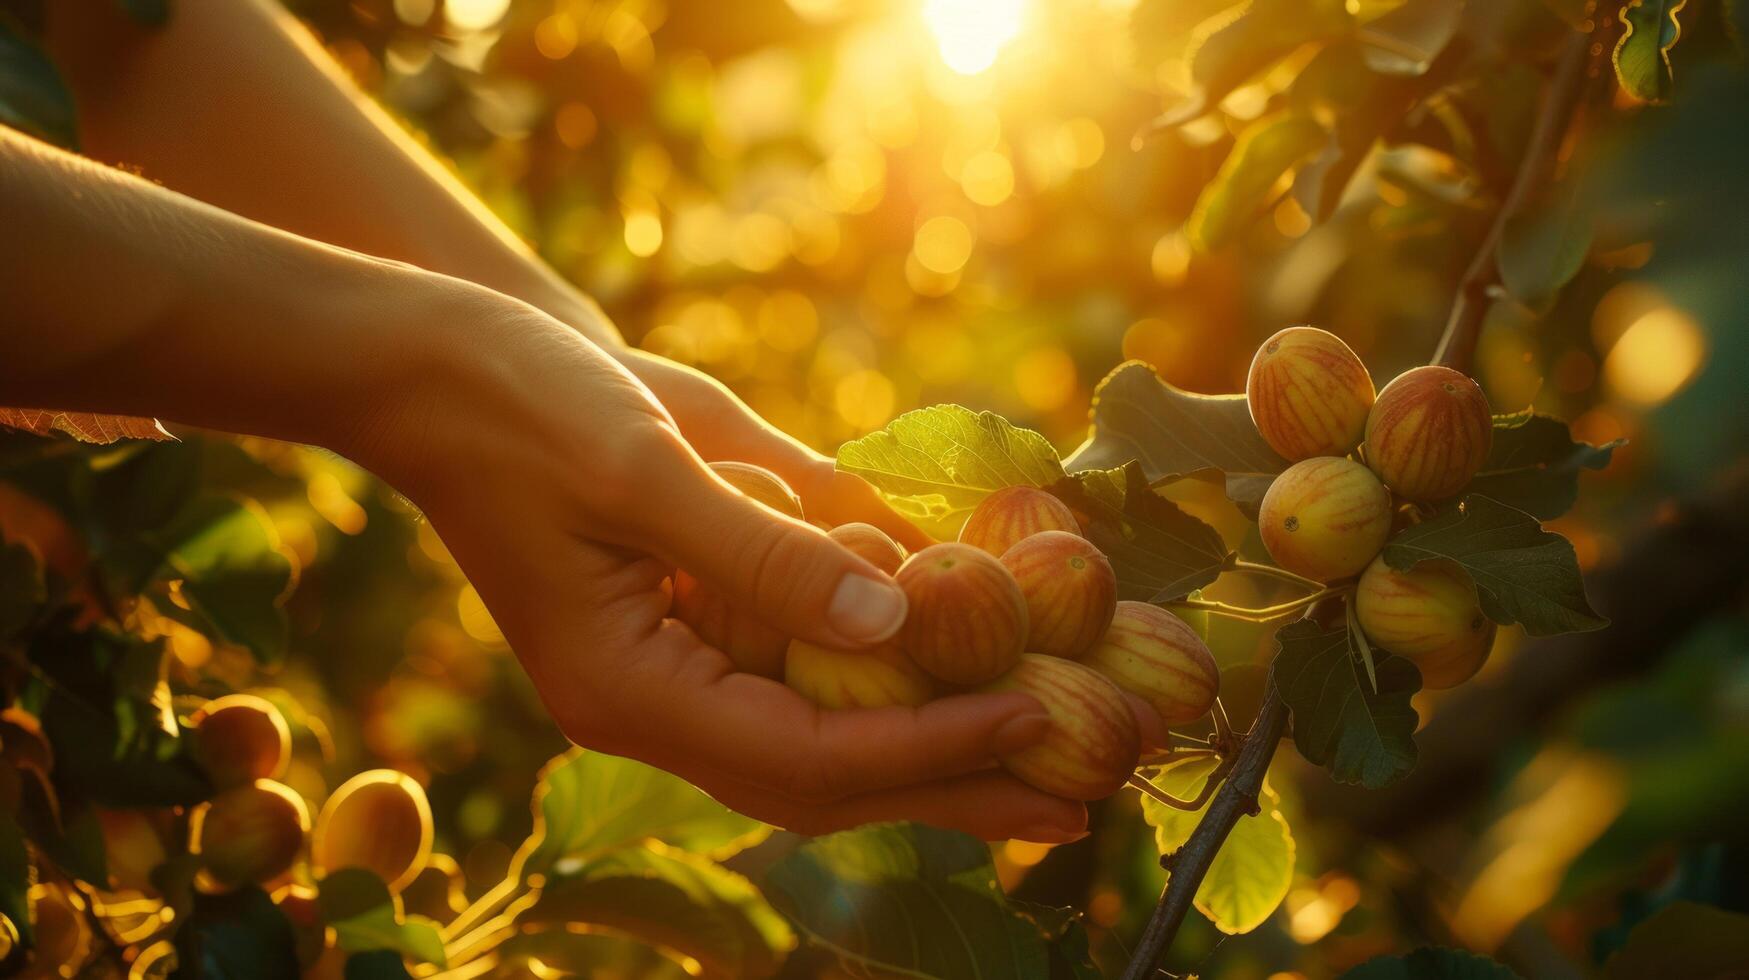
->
[1068, 362, 1288, 517]
[1140, 757, 1295, 934]
[522, 842, 792, 979]
[0, 24, 78, 149]
[1152, 0, 1352, 127]
[146, 494, 293, 663]
[1274, 620, 1420, 788]
[1189, 114, 1329, 251]
[764, 822, 1087, 980]
[317, 869, 447, 966]
[173, 885, 301, 980]
[1341, 946, 1523, 979]
[835, 405, 1066, 524]
[1467, 412, 1621, 520]
[1498, 179, 1594, 310]
[1053, 464, 1229, 602]
[519, 750, 767, 878]
[1613, 0, 1686, 103]
[1383, 495, 1608, 636]
[1602, 901, 1749, 979]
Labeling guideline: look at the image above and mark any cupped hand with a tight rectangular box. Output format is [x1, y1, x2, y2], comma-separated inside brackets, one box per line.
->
[359, 287, 1088, 843]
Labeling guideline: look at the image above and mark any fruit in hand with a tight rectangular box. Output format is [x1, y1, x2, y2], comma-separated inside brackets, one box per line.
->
[785, 639, 935, 709]
[959, 486, 1080, 558]
[1082, 600, 1220, 727]
[189, 779, 310, 888]
[897, 543, 1029, 685]
[1364, 365, 1493, 502]
[999, 531, 1117, 659]
[312, 769, 434, 893]
[1259, 457, 1393, 582]
[1246, 326, 1375, 460]
[190, 693, 292, 788]
[1355, 556, 1496, 689]
[828, 522, 906, 576]
[709, 460, 805, 519]
[980, 654, 1140, 800]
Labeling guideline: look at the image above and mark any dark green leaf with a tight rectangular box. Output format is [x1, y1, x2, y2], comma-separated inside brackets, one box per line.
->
[519, 750, 767, 879]
[1498, 179, 1594, 309]
[1052, 464, 1229, 602]
[1358, 0, 1465, 75]
[173, 885, 300, 980]
[1274, 620, 1420, 788]
[521, 843, 792, 978]
[1614, 0, 1686, 102]
[317, 868, 447, 966]
[1012, 903, 1101, 980]
[1602, 901, 1749, 978]
[835, 405, 1066, 523]
[1467, 412, 1621, 519]
[0, 532, 45, 638]
[1068, 361, 1288, 517]
[1189, 114, 1328, 251]
[1152, 0, 1352, 128]
[117, 0, 171, 27]
[0, 24, 77, 149]
[343, 951, 414, 980]
[145, 494, 293, 663]
[1341, 946, 1523, 979]
[765, 822, 1071, 980]
[1383, 495, 1608, 635]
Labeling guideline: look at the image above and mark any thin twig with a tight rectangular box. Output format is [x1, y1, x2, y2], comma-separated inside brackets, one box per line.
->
[1228, 559, 1325, 593]
[1175, 588, 1344, 623]
[1127, 752, 1237, 812]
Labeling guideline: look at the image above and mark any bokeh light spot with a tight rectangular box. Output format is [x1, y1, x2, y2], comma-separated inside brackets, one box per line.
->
[443, 0, 508, 32]
[960, 150, 1016, 206]
[923, 0, 1027, 74]
[1603, 304, 1705, 406]
[913, 215, 975, 274]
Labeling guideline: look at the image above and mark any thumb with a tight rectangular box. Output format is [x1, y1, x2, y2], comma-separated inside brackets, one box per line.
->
[653, 463, 908, 649]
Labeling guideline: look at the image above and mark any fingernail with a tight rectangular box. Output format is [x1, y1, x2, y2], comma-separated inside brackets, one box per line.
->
[828, 574, 907, 643]
[1015, 825, 1089, 845]
[993, 713, 1053, 755]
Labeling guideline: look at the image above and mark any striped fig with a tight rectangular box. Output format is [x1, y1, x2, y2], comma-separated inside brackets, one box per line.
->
[896, 542, 1028, 685]
[785, 639, 935, 709]
[1355, 556, 1496, 689]
[999, 531, 1117, 659]
[1247, 326, 1376, 460]
[1259, 457, 1393, 582]
[1364, 366, 1493, 502]
[980, 654, 1140, 800]
[828, 522, 906, 576]
[959, 486, 1080, 558]
[1082, 600, 1219, 727]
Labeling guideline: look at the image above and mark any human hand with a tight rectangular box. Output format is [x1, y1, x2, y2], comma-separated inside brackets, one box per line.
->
[353, 283, 1091, 842]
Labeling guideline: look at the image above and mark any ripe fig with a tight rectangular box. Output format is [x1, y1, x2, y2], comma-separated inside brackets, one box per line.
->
[1082, 600, 1219, 727]
[1246, 326, 1376, 460]
[1259, 457, 1393, 582]
[190, 693, 292, 788]
[1355, 556, 1496, 689]
[1364, 365, 1493, 502]
[189, 779, 310, 888]
[312, 769, 433, 893]
[958, 486, 1080, 558]
[828, 522, 907, 576]
[980, 654, 1140, 800]
[785, 639, 935, 709]
[896, 543, 1029, 685]
[999, 531, 1117, 659]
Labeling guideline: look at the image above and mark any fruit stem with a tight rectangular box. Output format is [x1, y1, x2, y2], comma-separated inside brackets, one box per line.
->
[1126, 754, 1235, 812]
[1227, 559, 1325, 593]
[1176, 587, 1346, 623]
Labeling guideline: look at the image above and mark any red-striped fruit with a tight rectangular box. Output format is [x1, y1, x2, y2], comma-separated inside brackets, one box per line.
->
[1247, 326, 1376, 460]
[999, 531, 1117, 659]
[189, 780, 310, 888]
[896, 543, 1028, 685]
[785, 639, 935, 709]
[828, 522, 906, 576]
[190, 693, 292, 788]
[1364, 366, 1493, 502]
[959, 486, 1080, 558]
[980, 654, 1140, 800]
[1259, 457, 1393, 582]
[1082, 601, 1219, 727]
[1355, 556, 1496, 689]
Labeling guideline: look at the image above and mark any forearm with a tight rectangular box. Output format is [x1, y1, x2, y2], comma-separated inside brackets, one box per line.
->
[0, 126, 445, 455]
[43, 0, 621, 347]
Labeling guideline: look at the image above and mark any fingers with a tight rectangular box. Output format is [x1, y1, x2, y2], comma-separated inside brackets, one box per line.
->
[789, 463, 936, 554]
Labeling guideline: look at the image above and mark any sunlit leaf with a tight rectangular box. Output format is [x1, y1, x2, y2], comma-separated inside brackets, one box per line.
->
[835, 405, 1066, 523]
[1053, 463, 1229, 602]
[1152, 0, 1352, 128]
[317, 868, 447, 966]
[1467, 412, 1621, 520]
[522, 842, 792, 978]
[1139, 756, 1296, 934]
[1274, 620, 1420, 787]
[0, 25, 78, 150]
[0, 407, 170, 444]
[1190, 114, 1329, 251]
[144, 495, 293, 663]
[1341, 946, 1523, 979]
[764, 822, 1085, 980]
[1602, 901, 1749, 979]
[519, 749, 768, 879]
[1498, 179, 1594, 309]
[1383, 495, 1608, 635]
[1614, 0, 1687, 103]
[1069, 362, 1288, 517]
[1357, 0, 1465, 75]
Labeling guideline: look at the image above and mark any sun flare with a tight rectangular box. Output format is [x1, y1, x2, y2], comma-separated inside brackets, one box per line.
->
[922, 0, 1027, 74]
